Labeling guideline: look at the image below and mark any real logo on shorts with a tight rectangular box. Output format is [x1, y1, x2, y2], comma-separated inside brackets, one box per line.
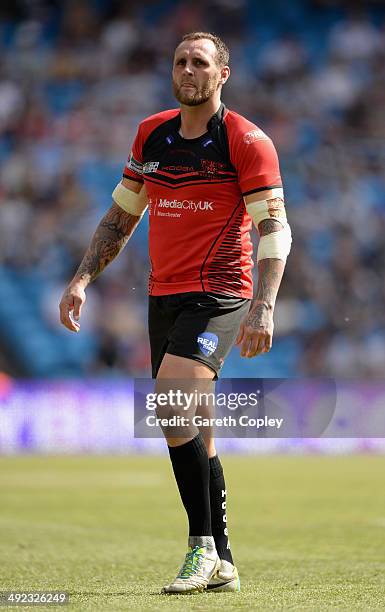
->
[197, 332, 219, 357]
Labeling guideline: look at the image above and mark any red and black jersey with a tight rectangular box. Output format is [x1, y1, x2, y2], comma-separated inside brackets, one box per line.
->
[122, 104, 282, 298]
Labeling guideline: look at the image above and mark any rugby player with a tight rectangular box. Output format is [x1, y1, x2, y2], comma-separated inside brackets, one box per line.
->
[59, 32, 292, 594]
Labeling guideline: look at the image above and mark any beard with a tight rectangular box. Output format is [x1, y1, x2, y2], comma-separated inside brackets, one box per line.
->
[173, 76, 220, 106]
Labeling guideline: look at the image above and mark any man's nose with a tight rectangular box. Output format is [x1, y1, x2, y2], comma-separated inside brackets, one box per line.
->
[182, 63, 194, 75]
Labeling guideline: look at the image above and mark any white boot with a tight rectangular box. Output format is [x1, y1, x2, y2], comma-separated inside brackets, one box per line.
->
[162, 536, 220, 594]
[207, 559, 240, 592]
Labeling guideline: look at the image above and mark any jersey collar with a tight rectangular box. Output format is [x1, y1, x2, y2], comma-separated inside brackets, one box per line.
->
[175, 103, 226, 134]
[206, 102, 226, 131]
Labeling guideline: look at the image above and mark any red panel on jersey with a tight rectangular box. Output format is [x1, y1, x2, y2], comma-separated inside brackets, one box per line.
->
[225, 110, 282, 195]
[121, 106, 283, 298]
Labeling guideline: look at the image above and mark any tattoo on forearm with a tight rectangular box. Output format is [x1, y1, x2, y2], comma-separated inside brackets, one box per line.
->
[250, 216, 286, 311]
[258, 218, 283, 236]
[75, 203, 140, 283]
[245, 258, 284, 331]
[255, 258, 283, 306]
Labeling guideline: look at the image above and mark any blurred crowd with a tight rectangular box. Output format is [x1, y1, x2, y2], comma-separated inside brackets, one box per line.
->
[0, 0, 385, 377]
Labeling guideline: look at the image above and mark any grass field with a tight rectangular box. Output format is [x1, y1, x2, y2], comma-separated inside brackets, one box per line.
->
[0, 455, 384, 611]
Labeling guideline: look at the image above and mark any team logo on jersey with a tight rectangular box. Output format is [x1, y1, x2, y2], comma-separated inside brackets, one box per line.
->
[162, 165, 194, 172]
[243, 128, 268, 144]
[143, 161, 159, 173]
[197, 332, 219, 357]
[127, 153, 143, 174]
[199, 159, 226, 179]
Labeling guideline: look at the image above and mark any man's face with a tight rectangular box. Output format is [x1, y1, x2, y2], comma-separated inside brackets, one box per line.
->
[172, 39, 226, 106]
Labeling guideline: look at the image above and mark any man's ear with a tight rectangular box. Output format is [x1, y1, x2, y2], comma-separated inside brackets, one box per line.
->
[220, 65, 230, 85]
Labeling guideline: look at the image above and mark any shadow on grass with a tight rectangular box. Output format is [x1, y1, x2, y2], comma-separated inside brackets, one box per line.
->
[69, 591, 138, 596]
[69, 590, 204, 597]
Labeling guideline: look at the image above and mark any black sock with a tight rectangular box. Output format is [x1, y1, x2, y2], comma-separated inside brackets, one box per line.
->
[168, 433, 211, 536]
[209, 455, 233, 564]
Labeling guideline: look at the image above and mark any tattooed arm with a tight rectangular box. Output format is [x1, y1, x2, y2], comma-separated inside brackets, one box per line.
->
[236, 191, 287, 358]
[73, 202, 140, 285]
[59, 179, 144, 332]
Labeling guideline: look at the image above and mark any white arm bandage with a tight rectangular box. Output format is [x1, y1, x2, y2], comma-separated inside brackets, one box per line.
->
[245, 188, 292, 263]
[257, 225, 292, 263]
[112, 182, 148, 216]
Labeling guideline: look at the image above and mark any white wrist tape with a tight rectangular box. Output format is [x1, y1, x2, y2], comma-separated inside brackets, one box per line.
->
[112, 182, 148, 216]
[257, 223, 292, 263]
[245, 188, 287, 228]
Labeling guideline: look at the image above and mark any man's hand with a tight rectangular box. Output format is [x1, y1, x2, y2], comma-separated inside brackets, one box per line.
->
[59, 283, 86, 333]
[58, 182, 144, 334]
[235, 301, 274, 358]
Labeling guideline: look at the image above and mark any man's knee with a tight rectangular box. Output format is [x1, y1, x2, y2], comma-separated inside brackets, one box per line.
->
[157, 353, 215, 380]
[156, 353, 216, 448]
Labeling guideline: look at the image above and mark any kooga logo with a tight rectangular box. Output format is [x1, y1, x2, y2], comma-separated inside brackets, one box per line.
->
[158, 198, 214, 212]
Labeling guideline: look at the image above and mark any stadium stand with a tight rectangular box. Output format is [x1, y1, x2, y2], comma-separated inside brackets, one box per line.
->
[1, 0, 384, 377]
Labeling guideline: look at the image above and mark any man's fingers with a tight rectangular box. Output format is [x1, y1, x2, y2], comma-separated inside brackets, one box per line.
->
[263, 333, 273, 353]
[254, 335, 265, 355]
[245, 333, 259, 358]
[59, 299, 80, 333]
[72, 296, 84, 321]
[239, 328, 273, 358]
[240, 333, 253, 357]
[235, 323, 245, 345]
[62, 311, 80, 332]
[255, 333, 272, 355]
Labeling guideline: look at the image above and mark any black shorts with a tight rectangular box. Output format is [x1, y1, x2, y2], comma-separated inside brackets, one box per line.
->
[148, 292, 251, 379]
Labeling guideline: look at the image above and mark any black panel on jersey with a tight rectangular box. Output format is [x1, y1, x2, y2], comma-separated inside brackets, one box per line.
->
[141, 104, 237, 188]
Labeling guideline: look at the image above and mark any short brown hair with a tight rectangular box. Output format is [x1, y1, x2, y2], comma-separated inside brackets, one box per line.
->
[180, 32, 229, 67]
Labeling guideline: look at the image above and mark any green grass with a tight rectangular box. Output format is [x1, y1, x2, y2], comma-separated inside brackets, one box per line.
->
[0, 455, 384, 610]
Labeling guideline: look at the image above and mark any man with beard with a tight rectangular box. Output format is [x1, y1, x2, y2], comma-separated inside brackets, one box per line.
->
[59, 32, 292, 594]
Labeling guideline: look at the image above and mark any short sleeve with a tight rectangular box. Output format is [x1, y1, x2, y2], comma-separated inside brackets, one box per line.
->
[228, 121, 282, 196]
[122, 125, 144, 184]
